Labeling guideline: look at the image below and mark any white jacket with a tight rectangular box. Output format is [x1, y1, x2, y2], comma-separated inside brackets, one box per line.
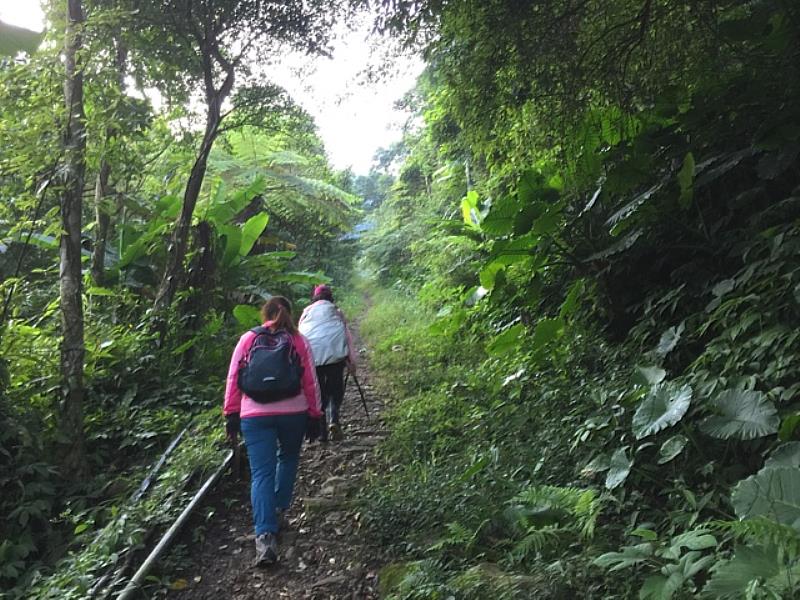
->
[298, 300, 351, 367]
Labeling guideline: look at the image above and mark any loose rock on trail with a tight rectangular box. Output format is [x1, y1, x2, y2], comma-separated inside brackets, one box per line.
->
[167, 328, 387, 599]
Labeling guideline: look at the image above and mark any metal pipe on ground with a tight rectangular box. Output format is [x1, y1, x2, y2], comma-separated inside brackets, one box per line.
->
[90, 425, 191, 598]
[116, 449, 233, 600]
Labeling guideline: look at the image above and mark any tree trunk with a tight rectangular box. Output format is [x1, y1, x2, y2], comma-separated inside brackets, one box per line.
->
[60, 0, 87, 475]
[180, 220, 216, 364]
[91, 36, 127, 286]
[91, 161, 112, 285]
[152, 45, 234, 321]
[151, 119, 219, 318]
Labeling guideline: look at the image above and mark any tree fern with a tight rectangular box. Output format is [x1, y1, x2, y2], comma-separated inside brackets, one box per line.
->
[207, 133, 358, 231]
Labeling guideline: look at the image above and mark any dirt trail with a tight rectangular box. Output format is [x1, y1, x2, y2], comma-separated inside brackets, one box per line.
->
[167, 326, 387, 599]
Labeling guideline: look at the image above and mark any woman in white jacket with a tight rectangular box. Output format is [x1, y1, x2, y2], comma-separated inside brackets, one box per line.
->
[298, 284, 356, 441]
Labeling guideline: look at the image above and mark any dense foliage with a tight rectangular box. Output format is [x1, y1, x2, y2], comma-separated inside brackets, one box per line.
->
[3, 0, 800, 597]
[0, 2, 359, 596]
[358, 0, 800, 597]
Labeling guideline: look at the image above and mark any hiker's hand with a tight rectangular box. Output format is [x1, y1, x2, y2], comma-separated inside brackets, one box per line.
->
[346, 360, 357, 376]
[305, 416, 322, 442]
[225, 413, 241, 444]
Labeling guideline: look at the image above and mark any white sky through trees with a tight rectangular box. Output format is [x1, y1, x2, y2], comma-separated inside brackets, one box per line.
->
[0, 2, 421, 174]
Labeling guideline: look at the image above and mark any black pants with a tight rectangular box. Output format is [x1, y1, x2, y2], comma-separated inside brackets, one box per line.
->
[316, 361, 346, 431]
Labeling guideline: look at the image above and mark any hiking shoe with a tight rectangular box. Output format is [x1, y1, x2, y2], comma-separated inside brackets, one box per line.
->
[329, 423, 343, 441]
[254, 532, 278, 566]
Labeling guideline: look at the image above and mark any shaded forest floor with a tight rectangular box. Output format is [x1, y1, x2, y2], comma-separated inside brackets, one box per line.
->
[163, 325, 388, 599]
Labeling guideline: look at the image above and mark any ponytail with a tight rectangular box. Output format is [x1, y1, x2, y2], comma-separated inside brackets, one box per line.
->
[261, 296, 297, 334]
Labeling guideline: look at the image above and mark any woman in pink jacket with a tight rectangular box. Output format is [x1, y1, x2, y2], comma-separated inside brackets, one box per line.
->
[223, 296, 322, 566]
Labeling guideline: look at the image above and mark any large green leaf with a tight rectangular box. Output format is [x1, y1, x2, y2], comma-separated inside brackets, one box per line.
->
[594, 543, 652, 571]
[639, 552, 715, 600]
[731, 467, 800, 526]
[765, 442, 800, 469]
[480, 194, 519, 236]
[275, 271, 328, 285]
[703, 545, 781, 598]
[460, 190, 481, 228]
[632, 366, 667, 386]
[479, 260, 505, 289]
[232, 304, 262, 329]
[559, 279, 585, 319]
[531, 317, 563, 351]
[487, 323, 525, 357]
[239, 212, 269, 256]
[220, 225, 242, 267]
[632, 383, 692, 439]
[658, 435, 688, 465]
[700, 390, 779, 440]
[655, 322, 685, 357]
[605, 447, 632, 490]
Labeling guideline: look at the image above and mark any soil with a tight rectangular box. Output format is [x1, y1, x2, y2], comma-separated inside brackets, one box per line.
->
[162, 329, 388, 600]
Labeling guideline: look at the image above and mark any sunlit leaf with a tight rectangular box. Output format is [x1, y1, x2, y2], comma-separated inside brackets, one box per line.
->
[232, 304, 261, 329]
[605, 447, 632, 490]
[239, 212, 269, 256]
[168, 579, 189, 591]
[655, 322, 685, 357]
[460, 190, 480, 228]
[632, 383, 692, 439]
[220, 225, 242, 267]
[73, 522, 90, 534]
[86, 287, 116, 296]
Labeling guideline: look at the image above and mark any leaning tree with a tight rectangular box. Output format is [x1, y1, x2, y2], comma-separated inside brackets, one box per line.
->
[126, 0, 346, 323]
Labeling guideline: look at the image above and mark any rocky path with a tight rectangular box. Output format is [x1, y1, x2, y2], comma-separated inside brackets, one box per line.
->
[166, 329, 387, 599]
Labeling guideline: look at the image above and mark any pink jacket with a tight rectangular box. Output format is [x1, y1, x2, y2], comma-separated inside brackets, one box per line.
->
[223, 322, 322, 419]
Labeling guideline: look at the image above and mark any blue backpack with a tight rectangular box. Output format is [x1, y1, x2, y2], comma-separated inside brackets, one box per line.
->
[237, 327, 303, 403]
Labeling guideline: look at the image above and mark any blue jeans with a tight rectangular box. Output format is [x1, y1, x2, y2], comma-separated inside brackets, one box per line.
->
[241, 413, 308, 535]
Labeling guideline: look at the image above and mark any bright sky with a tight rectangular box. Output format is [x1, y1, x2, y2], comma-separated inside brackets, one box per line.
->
[0, 2, 422, 175]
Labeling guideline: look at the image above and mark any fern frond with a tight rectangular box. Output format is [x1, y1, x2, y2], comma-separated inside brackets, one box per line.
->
[510, 526, 563, 563]
[714, 517, 800, 559]
[512, 484, 586, 509]
[511, 485, 603, 539]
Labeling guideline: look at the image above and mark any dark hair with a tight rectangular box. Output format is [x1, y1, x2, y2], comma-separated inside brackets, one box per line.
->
[312, 289, 334, 303]
[261, 296, 297, 334]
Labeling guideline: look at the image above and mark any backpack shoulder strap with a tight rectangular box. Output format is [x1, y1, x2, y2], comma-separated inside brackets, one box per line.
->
[250, 326, 269, 335]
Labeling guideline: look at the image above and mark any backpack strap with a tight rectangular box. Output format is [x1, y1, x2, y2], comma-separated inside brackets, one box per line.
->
[250, 326, 269, 335]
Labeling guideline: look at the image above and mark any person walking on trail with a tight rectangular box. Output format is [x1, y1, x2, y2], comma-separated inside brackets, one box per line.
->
[298, 284, 357, 442]
[223, 296, 323, 567]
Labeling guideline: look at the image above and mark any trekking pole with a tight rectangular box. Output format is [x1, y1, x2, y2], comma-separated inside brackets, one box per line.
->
[350, 371, 370, 420]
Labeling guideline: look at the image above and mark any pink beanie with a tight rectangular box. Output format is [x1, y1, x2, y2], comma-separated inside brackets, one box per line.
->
[313, 284, 332, 298]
